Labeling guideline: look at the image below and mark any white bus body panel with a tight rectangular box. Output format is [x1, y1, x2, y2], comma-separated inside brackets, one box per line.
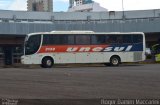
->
[90, 52, 104, 63]
[21, 51, 145, 65]
[55, 53, 76, 63]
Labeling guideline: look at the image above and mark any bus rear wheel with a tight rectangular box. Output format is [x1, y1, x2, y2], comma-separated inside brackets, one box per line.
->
[41, 57, 54, 68]
[110, 56, 120, 66]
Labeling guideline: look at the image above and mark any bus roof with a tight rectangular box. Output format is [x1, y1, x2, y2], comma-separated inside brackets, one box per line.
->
[27, 31, 144, 36]
[50, 31, 94, 34]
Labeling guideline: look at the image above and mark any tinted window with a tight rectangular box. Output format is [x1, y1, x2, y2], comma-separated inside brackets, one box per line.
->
[109, 35, 133, 44]
[42, 34, 143, 46]
[109, 35, 119, 44]
[25, 35, 41, 55]
[92, 35, 121, 44]
[133, 35, 143, 43]
[75, 35, 90, 45]
[123, 35, 133, 43]
[92, 35, 106, 44]
[68, 35, 75, 44]
[92, 34, 143, 45]
[43, 34, 74, 45]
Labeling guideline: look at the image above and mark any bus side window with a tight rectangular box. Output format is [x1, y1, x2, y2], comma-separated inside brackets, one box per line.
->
[91, 35, 106, 44]
[104, 36, 112, 44]
[116, 35, 123, 44]
[68, 35, 74, 45]
[123, 35, 132, 44]
[59, 35, 68, 44]
[109, 36, 117, 44]
[43, 35, 53, 45]
[133, 35, 143, 43]
[75, 35, 90, 45]
[43, 35, 74, 45]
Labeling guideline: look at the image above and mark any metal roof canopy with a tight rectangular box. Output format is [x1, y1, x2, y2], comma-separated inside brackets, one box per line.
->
[0, 34, 26, 37]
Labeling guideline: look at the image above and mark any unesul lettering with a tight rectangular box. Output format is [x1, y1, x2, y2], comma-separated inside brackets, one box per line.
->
[67, 45, 132, 52]
[45, 45, 133, 52]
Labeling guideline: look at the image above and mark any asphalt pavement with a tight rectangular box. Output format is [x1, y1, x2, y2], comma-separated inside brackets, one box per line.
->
[0, 64, 160, 99]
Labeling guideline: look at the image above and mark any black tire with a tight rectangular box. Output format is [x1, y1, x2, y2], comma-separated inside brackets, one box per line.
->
[110, 56, 120, 66]
[41, 57, 54, 68]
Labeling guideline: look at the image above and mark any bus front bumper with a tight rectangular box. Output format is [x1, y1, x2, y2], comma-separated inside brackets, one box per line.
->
[21, 55, 31, 64]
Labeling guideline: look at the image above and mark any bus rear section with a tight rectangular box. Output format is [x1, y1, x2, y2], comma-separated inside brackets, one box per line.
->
[21, 32, 146, 68]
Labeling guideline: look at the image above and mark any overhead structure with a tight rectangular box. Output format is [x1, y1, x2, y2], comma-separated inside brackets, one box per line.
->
[68, 0, 107, 12]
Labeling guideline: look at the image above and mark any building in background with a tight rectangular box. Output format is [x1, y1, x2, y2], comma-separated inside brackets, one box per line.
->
[27, 0, 53, 12]
[0, 9, 160, 66]
[68, 0, 107, 12]
[69, 0, 93, 8]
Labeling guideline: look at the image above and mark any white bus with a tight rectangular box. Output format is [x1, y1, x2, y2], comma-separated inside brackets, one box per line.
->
[21, 31, 146, 68]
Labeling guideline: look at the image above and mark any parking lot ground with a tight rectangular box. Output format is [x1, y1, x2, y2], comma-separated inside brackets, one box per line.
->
[0, 64, 160, 99]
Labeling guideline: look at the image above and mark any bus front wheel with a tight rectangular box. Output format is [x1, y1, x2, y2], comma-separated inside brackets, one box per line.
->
[41, 57, 54, 68]
[110, 56, 121, 66]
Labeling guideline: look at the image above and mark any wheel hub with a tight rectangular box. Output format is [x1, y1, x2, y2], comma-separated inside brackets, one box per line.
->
[112, 58, 118, 65]
[46, 60, 52, 66]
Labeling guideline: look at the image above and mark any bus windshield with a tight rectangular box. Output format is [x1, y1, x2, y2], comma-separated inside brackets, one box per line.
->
[25, 35, 41, 55]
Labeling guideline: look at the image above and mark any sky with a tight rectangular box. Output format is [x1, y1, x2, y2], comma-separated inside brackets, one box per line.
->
[0, 0, 160, 12]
